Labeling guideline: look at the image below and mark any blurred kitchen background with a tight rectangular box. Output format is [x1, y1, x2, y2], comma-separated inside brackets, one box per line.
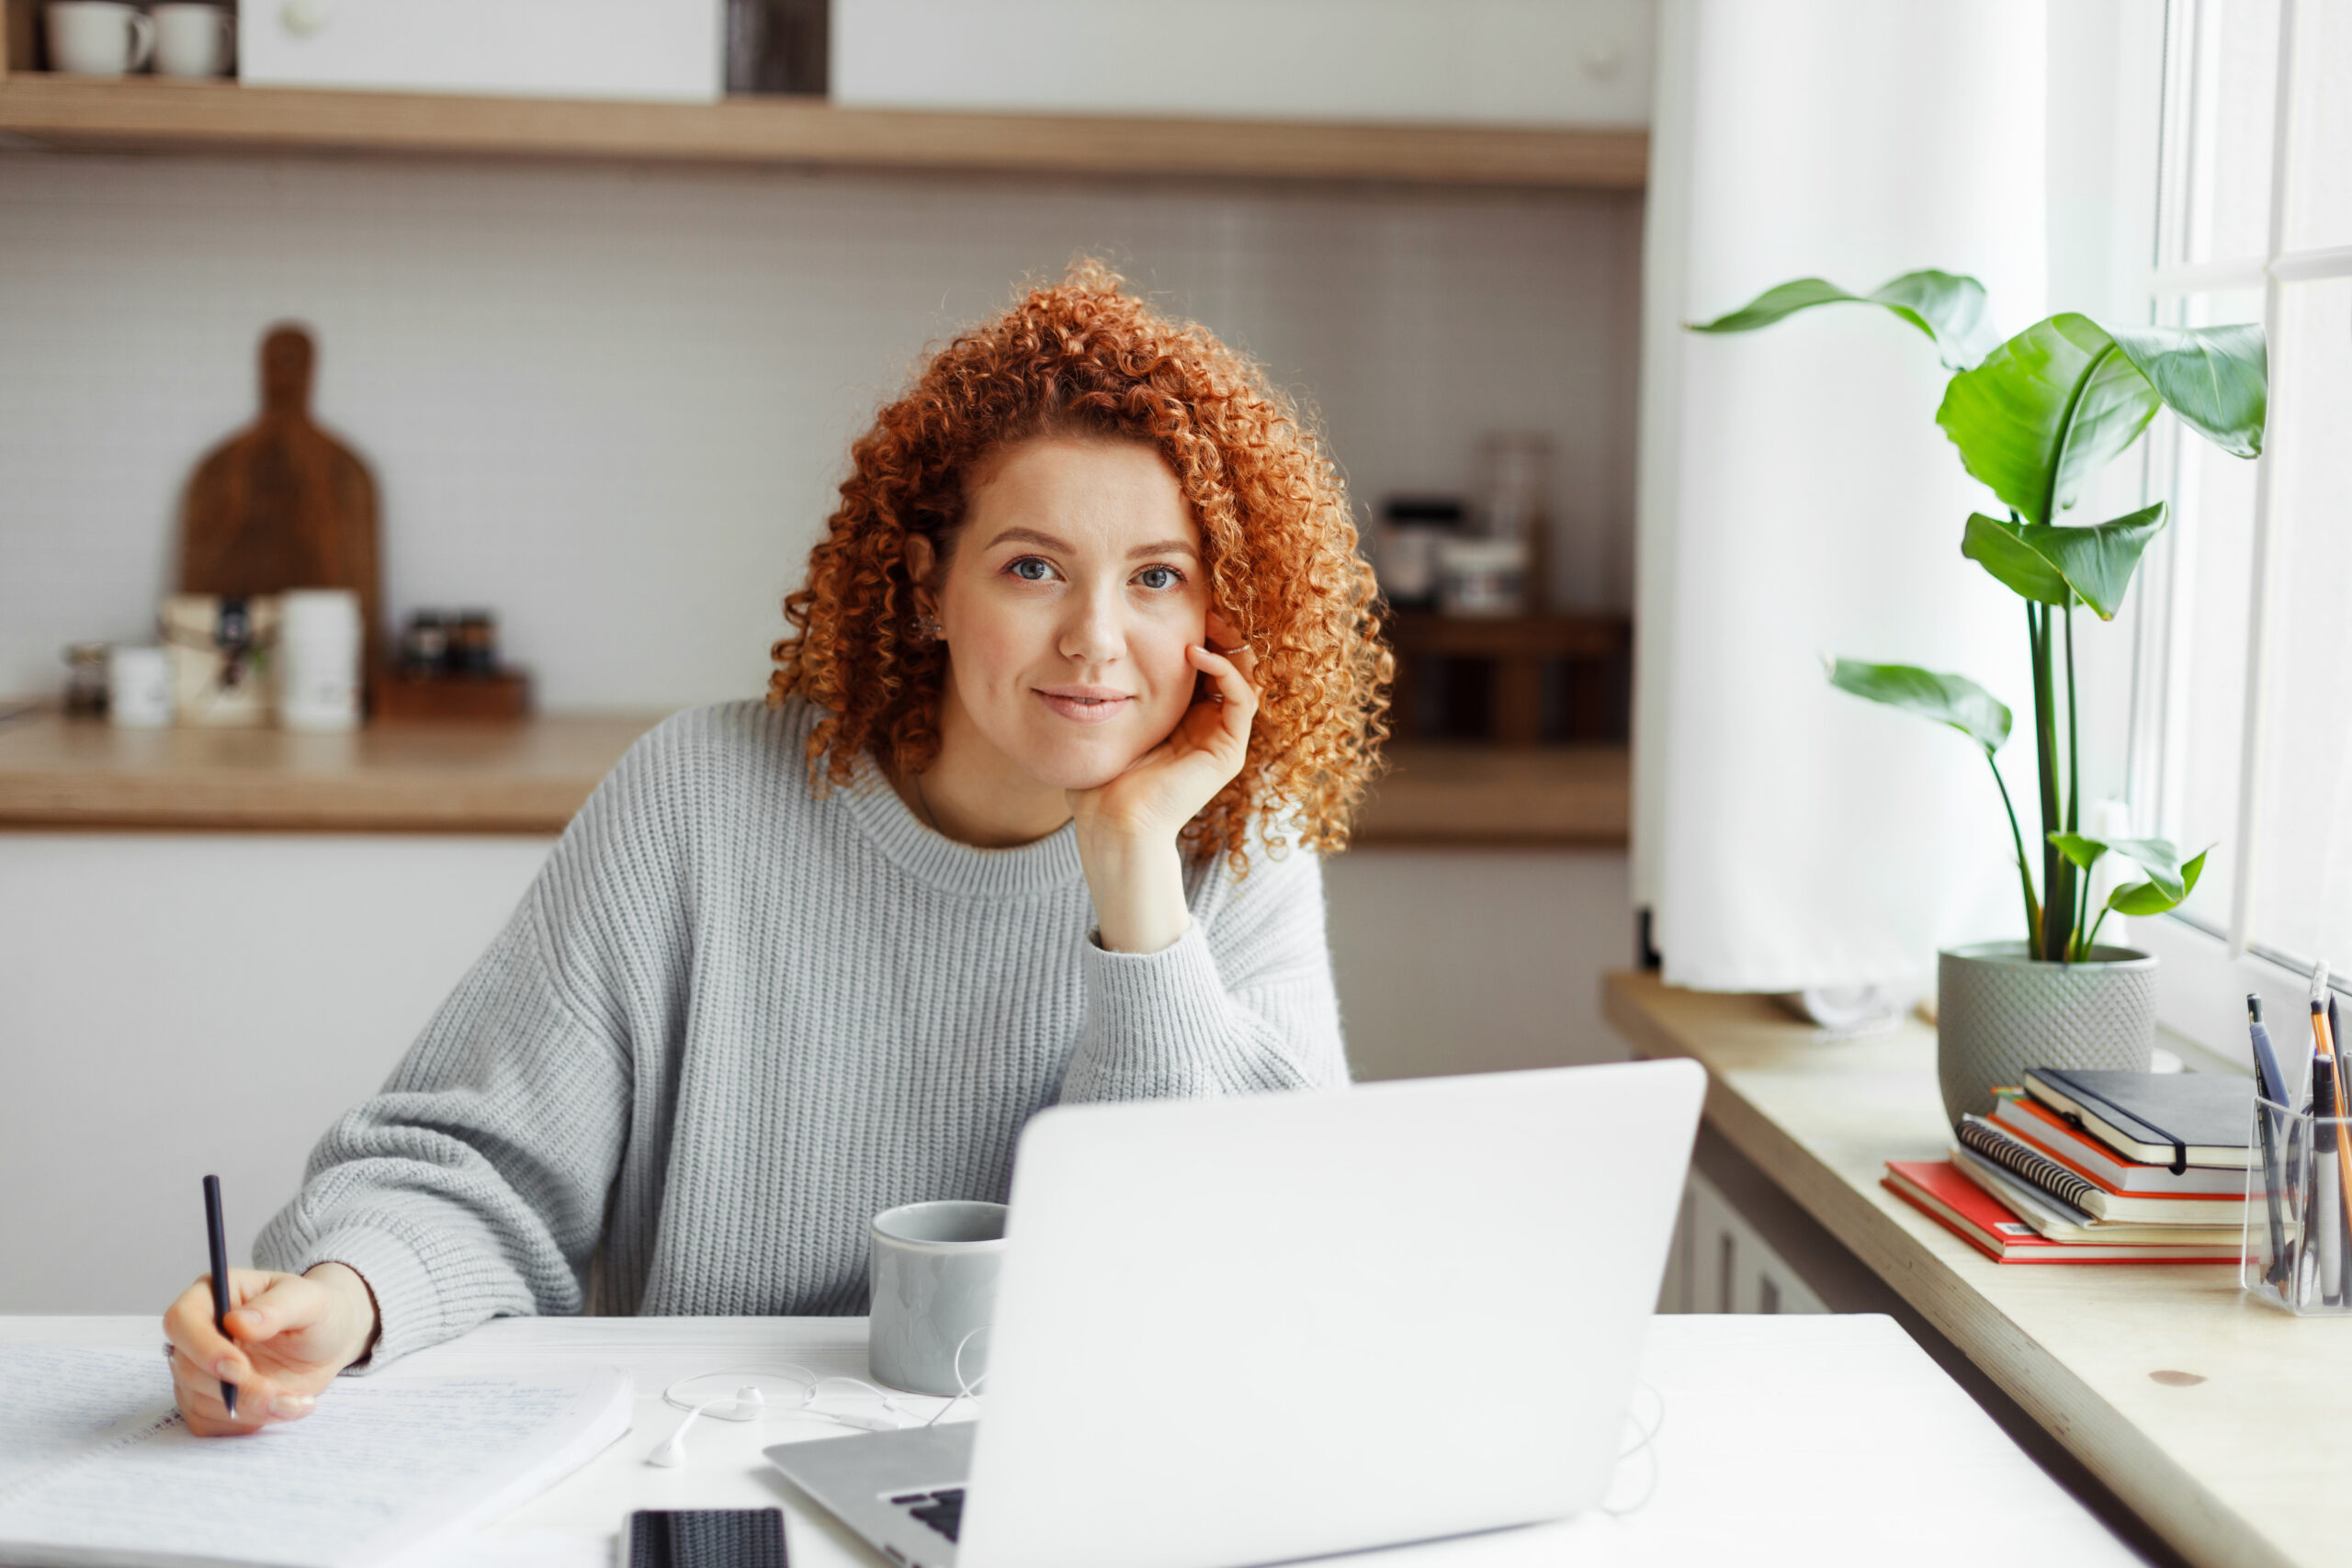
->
[0, 0, 1649, 1311]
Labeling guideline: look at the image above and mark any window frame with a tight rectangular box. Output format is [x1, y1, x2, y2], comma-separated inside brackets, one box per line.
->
[2130, 0, 2352, 1064]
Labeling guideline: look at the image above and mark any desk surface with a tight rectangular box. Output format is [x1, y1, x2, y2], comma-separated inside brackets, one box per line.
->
[0, 710, 1628, 846]
[1, 1313, 2131, 1568]
[1606, 971, 2352, 1568]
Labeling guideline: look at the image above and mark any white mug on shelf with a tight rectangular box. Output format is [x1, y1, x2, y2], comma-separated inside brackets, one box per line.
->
[45, 1, 155, 75]
[107, 647, 173, 728]
[277, 589, 363, 733]
[152, 3, 236, 78]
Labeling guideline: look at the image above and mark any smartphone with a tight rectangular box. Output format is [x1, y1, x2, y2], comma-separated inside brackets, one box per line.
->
[625, 1508, 788, 1568]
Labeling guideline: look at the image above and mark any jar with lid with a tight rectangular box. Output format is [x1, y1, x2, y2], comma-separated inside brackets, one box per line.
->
[1375, 496, 1464, 610]
[1475, 434, 1555, 612]
[1436, 537, 1532, 619]
[62, 643, 110, 716]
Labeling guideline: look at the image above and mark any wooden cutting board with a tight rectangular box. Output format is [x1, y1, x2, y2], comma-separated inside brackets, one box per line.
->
[176, 324, 383, 686]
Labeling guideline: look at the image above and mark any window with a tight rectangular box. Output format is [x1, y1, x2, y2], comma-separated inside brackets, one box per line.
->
[2127, 0, 2352, 1055]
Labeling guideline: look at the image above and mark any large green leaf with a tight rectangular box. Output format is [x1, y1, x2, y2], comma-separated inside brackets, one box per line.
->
[2022, 503, 2167, 619]
[1962, 513, 2072, 606]
[1688, 270, 1996, 370]
[1936, 314, 2162, 525]
[2108, 847, 2210, 917]
[1962, 503, 2168, 619]
[1826, 659, 2011, 753]
[2109, 324, 2267, 457]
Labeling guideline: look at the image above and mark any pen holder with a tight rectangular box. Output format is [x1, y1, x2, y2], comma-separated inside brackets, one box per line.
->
[2242, 1097, 2352, 1315]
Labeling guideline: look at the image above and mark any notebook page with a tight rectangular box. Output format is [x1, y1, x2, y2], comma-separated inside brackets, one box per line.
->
[0, 1366, 631, 1568]
[0, 1348, 177, 1495]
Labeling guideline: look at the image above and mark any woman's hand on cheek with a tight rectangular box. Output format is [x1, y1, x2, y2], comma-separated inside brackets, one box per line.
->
[1069, 615, 1258, 953]
[1071, 615, 1257, 842]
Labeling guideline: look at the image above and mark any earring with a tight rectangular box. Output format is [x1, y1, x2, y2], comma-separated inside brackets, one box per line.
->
[914, 613, 944, 643]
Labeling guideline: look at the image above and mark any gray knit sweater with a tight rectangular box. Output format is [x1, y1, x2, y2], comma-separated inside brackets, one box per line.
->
[255, 699, 1349, 1366]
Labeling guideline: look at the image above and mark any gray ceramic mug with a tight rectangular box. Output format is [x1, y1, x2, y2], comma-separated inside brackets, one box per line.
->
[868, 1200, 1007, 1396]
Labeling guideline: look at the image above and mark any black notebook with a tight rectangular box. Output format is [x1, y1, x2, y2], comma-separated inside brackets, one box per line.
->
[2022, 1068, 2254, 1172]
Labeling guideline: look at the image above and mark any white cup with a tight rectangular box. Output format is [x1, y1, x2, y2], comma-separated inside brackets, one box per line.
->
[45, 1, 154, 76]
[151, 3, 234, 78]
[107, 646, 174, 728]
[278, 589, 364, 733]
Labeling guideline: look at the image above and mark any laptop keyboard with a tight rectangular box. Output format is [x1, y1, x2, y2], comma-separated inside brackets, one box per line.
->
[889, 1487, 966, 1542]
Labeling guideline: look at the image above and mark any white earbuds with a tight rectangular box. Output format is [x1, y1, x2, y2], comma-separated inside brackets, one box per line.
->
[642, 1367, 928, 1467]
[644, 1385, 764, 1468]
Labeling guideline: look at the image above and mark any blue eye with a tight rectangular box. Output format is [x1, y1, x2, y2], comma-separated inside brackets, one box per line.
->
[1136, 565, 1182, 591]
[1009, 557, 1055, 582]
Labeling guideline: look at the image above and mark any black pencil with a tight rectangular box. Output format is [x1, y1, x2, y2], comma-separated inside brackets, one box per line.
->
[202, 1174, 236, 1418]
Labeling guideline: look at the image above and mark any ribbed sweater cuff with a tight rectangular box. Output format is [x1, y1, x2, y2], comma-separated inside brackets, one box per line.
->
[297, 1225, 444, 1375]
[1076, 924, 1304, 1094]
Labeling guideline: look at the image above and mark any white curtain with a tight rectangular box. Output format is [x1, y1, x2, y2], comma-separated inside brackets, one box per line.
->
[1634, 0, 2049, 992]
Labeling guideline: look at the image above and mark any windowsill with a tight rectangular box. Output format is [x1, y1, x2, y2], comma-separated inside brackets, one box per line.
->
[1606, 969, 2336, 1568]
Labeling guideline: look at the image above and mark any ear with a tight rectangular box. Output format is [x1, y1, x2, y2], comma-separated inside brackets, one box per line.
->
[903, 533, 939, 613]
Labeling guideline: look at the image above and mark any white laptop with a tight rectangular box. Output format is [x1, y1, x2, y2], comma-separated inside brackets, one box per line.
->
[765, 1058, 1705, 1568]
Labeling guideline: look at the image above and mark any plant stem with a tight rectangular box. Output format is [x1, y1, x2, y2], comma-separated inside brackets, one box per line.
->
[2085, 906, 2111, 956]
[2030, 597, 2067, 962]
[2065, 603, 2083, 956]
[1987, 752, 2041, 946]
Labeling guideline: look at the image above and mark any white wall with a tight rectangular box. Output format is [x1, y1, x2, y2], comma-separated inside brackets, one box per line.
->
[0, 152, 1642, 707]
[0, 833, 1630, 1314]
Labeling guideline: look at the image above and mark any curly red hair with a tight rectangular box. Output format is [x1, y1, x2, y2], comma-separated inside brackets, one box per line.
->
[768, 261, 1391, 867]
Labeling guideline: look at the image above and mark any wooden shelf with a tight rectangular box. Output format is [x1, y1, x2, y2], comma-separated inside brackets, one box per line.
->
[0, 74, 1647, 189]
[0, 711, 1628, 845]
[1606, 974, 2336, 1568]
[1357, 742, 1626, 847]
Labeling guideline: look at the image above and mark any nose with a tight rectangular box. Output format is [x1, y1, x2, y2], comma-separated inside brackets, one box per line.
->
[1057, 579, 1125, 668]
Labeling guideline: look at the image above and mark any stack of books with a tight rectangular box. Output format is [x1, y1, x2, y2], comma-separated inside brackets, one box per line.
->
[1884, 1067, 2254, 1264]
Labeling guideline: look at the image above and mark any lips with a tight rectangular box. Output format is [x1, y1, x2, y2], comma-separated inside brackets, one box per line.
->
[1034, 685, 1133, 725]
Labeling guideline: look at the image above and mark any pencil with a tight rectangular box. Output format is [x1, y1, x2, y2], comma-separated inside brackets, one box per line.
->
[202, 1175, 236, 1419]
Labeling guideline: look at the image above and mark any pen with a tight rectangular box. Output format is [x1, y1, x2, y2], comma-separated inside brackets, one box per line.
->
[2310, 968, 2352, 1306]
[2249, 995, 2291, 1287]
[2329, 987, 2352, 1303]
[203, 1174, 236, 1419]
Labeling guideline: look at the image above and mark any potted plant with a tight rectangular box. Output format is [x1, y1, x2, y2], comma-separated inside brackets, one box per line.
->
[1689, 273, 2267, 1124]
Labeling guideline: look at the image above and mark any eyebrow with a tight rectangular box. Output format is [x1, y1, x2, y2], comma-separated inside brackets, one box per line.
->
[983, 526, 1199, 561]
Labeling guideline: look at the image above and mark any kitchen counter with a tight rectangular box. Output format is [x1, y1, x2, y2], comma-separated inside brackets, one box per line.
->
[0, 711, 1629, 846]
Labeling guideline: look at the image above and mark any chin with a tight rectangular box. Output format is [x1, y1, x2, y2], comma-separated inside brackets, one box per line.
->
[1015, 723, 1159, 793]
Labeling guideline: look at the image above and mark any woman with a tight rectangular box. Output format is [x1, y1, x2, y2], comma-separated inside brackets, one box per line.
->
[160, 263, 1390, 1435]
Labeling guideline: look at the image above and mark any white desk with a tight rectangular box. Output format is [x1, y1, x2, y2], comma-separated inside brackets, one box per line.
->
[2, 1314, 2138, 1568]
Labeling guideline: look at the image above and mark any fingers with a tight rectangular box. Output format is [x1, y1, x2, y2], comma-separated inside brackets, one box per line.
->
[164, 1276, 244, 1382]
[1186, 642, 1259, 728]
[172, 1348, 318, 1436]
[223, 1269, 323, 1346]
[1202, 614, 1260, 684]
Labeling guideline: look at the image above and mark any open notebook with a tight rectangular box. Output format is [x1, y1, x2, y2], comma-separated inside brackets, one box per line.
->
[0, 1346, 631, 1568]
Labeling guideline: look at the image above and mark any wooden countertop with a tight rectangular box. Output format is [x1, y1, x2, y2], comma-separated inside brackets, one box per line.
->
[1605, 971, 2348, 1568]
[0, 711, 1628, 846]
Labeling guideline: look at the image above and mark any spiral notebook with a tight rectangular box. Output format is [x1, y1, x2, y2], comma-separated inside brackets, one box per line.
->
[0, 1345, 630, 1568]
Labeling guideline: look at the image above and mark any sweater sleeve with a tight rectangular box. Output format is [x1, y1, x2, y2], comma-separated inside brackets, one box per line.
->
[1059, 839, 1351, 1100]
[253, 723, 690, 1370]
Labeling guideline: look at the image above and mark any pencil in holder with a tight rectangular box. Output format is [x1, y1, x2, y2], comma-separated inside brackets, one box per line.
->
[2242, 1096, 2352, 1314]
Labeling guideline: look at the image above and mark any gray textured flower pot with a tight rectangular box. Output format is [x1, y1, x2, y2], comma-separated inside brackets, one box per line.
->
[1936, 942, 2157, 1127]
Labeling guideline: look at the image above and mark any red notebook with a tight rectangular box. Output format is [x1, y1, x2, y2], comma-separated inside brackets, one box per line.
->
[1883, 1159, 2241, 1264]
